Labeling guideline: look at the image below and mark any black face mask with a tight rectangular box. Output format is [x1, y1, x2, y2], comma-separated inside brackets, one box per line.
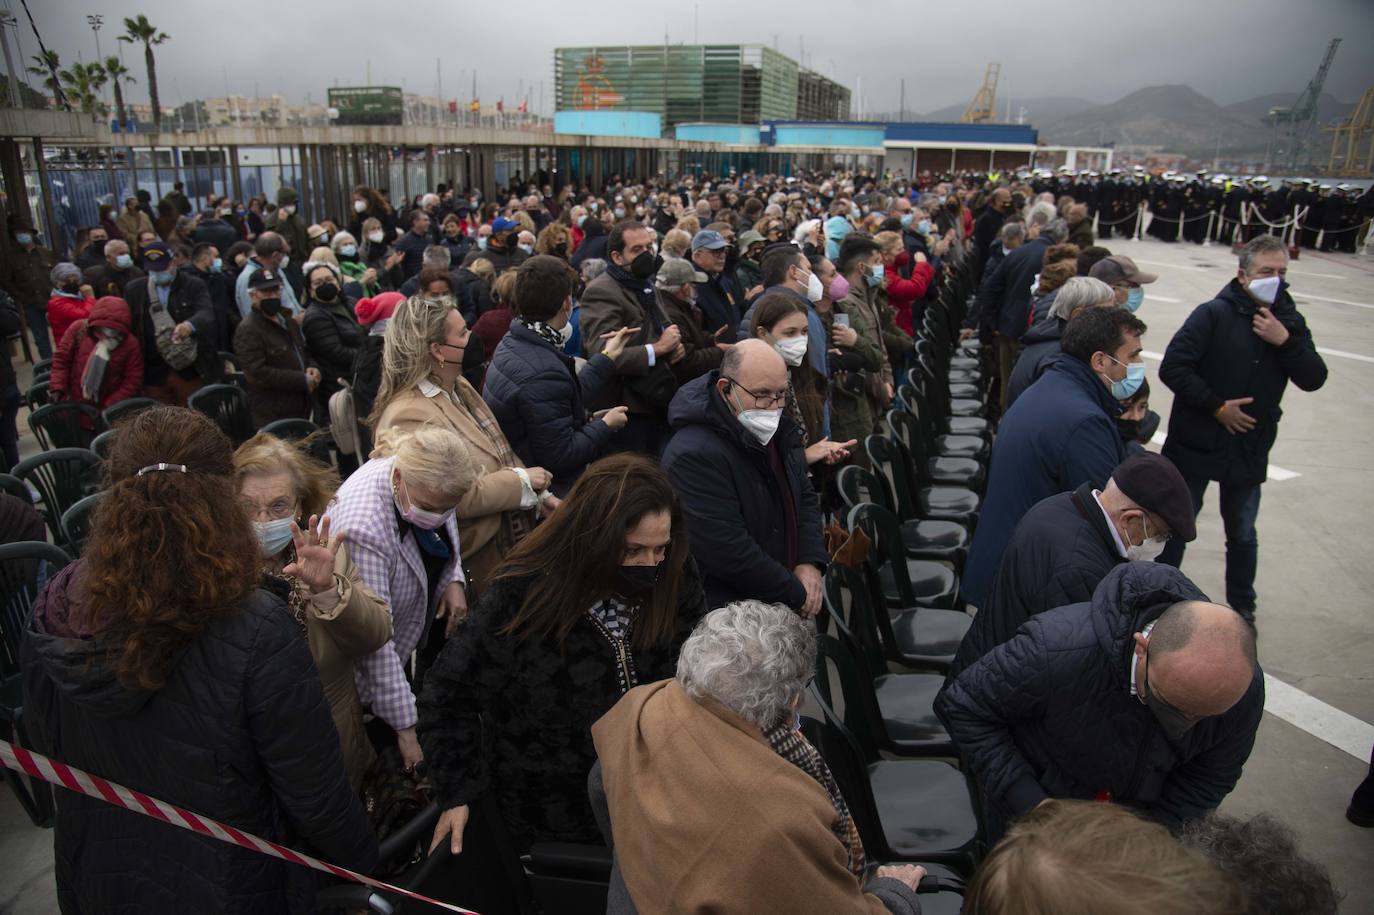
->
[461, 337, 485, 372]
[313, 282, 339, 303]
[1116, 418, 1140, 444]
[615, 562, 660, 600]
[628, 250, 661, 280]
[553, 243, 568, 257]
[258, 297, 283, 317]
[60, 282, 80, 294]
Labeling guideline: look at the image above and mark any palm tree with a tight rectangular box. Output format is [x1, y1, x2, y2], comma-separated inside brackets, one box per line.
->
[103, 56, 136, 128]
[59, 62, 108, 122]
[118, 15, 169, 130]
[26, 50, 63, 105]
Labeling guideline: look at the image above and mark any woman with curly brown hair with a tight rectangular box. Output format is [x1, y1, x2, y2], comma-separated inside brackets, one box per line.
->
[22, 406, 376, 913]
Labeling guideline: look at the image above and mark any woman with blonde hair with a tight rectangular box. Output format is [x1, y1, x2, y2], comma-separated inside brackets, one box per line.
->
[535, 221, 572, 260]
[233, 431, 392, 787]
[328, 424, 479, 771]
[660, 228, 692, 260]
[372, 294, 553, 599]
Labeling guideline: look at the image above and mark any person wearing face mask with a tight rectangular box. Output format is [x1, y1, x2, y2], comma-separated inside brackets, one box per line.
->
[419, 454, 707, 857]
[949, 452, 1195, 682]
[1157, 235, 1327, 619]
[938, 562, 1262, 843]
[873, 231, 932, 336]
[48, 295, 144, 417]
[373, 293, 553, 596]
[962, 307, 1147, 610]
[115, 196, 156, 256]
[191, 203, 239, 253]
[234, 232, 303, 319]
[733, 229, 766, 296]
[469, 215, 528, 274]
[737, 247, 831, 394]
[124, 242, 219, 406]
[484, 255, 635, 497]
[75, 226, 110, 272]
[1116, 379, 1160, 456]
[329, 425, 477, 774]
[515, 229, 536, 257]
[186, 242, 237, 352]
[45, 262, 95, 347]
[265, 187, 311, 267]
[301, 262, 365, 421]
[833, 234, 900, 413]
[0, 222, 59, 360]
[233, 268, 319, 426]
[649, 257, 729, 384]
[83, 238, 147, 301]
[662, 339, 829, 617]
[689, 230, 740, 341]
[972, 187, 1013, 275]
[1089, 255, 1157, 315]
[232, 432, 392, 788]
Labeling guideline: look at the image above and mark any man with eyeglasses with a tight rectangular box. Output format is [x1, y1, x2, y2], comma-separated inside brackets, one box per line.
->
[936, 562, 1262, 843]
[948, 452, 1196, 682]
[662, 339, 828, 618]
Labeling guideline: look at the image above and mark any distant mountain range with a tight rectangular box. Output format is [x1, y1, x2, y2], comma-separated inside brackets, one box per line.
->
[888, 85, 1358, 159]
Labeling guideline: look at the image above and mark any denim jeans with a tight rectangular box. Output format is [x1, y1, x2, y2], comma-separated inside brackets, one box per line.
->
[24, 301, 52, 361]
[1159, 473, 1262, 612]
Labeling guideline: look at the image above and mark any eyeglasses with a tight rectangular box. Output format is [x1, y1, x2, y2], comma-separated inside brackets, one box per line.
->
[724, 377, 788, 409]
[240, 497, 298, 522]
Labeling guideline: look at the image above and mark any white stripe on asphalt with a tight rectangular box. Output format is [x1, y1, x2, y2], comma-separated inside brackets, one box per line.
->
[1262, 674, 1374, 763]
[1145, 294, 1184, 303]
[1143, 350, 1165, 360]
[1293, 293, 1374, 311]
[1317, 347, 1374, 365]
[1149, 431, 1301, 481]
[1131, 258, 1213, 272]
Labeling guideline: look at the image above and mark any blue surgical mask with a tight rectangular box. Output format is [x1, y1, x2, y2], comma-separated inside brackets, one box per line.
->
[614, 207, 626, 219]
[253, 517, 295, 557]
[1125, 287, 1145, 313]
[518, 243, 534, 255]
[900, 213, 914, 227]
[152, 270, 175, 287]
[15, 232, 33, 246]
[1103, 354, 1146, 400]
[865, 263, 884, 287]
[917, 219, 933, 234]
[477, 237, 488, 250]
[211, 257, 223, 273]
[115, 253, 134, 269]
[575, 215, 587, 228]
[340, 243, 357, 257]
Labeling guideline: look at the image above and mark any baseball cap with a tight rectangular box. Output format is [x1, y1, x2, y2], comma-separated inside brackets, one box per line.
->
[655, 257, 708, 288]
[247, 267, 283, 290]
[142, 241, 173, 270]
[1111, 453, 1197, 542]
[491, 216, 520, 234]
[691, 229, 728, 252]
[1090, 256, 1157, 287]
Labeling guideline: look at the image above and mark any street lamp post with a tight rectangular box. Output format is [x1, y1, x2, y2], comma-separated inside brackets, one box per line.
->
[86, 14, 104, 108]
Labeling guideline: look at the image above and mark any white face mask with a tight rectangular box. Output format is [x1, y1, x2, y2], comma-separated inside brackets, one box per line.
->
[805, 271, 824, 303]
[1246, 275, 1281, 305]
[367, 231, 385, 244]
[731, 388, 783, 445]
[354, 199, 368, 213]
[1125, 514, 1168, 563]
[773, 335, 809, 366]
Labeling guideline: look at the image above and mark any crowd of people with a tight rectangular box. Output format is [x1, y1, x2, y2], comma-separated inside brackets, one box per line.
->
[2, 162, 1360, 914]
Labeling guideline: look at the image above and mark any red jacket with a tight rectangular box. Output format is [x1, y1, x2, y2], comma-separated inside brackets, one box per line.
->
[884, 253, 934, 335]
[47, 291, 94, 346]
[50, 296, 144, 409]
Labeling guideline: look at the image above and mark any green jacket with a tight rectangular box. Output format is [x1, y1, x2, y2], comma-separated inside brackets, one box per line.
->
[824, 299, 885, 450]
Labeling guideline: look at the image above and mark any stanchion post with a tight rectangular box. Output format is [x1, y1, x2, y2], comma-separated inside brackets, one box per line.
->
[1135, 204, 1144, 240]
[1204, 210, 1215, 247]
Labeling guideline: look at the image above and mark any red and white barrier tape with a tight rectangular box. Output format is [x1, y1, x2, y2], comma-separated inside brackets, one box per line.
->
[0, 737, 478, 914]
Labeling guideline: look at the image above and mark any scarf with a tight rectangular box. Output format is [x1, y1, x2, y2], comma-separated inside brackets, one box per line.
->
[451, 378, 533, 542]
[585, 597, 638, 693]
[784, 378, 809, 448]
[605, 260, 660, 319]
[762, 718, 866, 877]
[518, 316, 564, 349]
[80, 331, 118, 402]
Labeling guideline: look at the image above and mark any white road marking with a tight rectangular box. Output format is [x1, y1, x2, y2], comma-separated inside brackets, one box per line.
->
[1143, 350, 1165, 360]
[1149, 431, 1301, 481]
[1145, 294, 1184, 303]
[1317, 347, 1374, 365]
[1131, 258, 1214, 272]
[1262, 674, 1374, 763]
[1293, 292, 1374, 311]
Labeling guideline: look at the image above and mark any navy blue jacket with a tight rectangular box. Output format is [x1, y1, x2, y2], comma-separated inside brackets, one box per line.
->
[661, 373, 827, 611]
[951, 483, 1124, 680]
[961, 354, 1125, 608]
[974, 235, 1049, 339]
[1159, 279, 1326, 485]
[692, 271, 740, 345]
[936, 563, 1264, 841]
[1004, 312, 1065, 409]
[483, 321, 620, 496]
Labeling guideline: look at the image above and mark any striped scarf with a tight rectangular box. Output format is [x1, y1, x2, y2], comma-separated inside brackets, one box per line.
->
[762, 718, 866, 876]
[452, 378, 532, 541]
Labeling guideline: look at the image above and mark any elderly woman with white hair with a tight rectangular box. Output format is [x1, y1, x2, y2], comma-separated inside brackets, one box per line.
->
[590, 601, 928, 914]
[328, 425, 478, 771]
[1005, 275, 1116, 408]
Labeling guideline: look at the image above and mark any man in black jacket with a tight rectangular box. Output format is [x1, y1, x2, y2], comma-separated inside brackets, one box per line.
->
[936, 562, 1262, 843]
[950, 452, 1196, 680]
[690, 230, 741, 343]
[125, 242, 218, 406]
[82, 238, 145, 300]
[972, 187, 1011, 276]
[661, 340, 827, 616]
[186, 242, 237, 352]
[1158, 236, 1327, 617]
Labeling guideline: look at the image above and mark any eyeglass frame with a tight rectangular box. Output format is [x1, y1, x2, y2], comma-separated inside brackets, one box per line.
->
[723, 376, 788, 410]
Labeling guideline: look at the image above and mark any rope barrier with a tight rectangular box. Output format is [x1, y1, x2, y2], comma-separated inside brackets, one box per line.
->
[0, 738, 479, 914]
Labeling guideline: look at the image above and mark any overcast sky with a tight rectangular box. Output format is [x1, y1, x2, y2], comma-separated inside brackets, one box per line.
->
[26, 0, 1374, 118]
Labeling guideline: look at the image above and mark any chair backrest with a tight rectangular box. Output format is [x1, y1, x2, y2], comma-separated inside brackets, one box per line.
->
[848, 501, 919, 607]
[188, 383, 255, 444]
[835, 464, 894, 514]
[12, 449, 103, 543]
[260, 417, 320, 442]
[800, 704, 888, 855]
[813, 632, 890, 763]
[864, 434, 920, 520]
[0, 472, 31, 505]
[822, 563, 889, 674]
[28, 402, 104, 450]
[90, 429, 118, 460]
[885, 409, 933, 486]
[60, 492, 103, 555]
[24, 380, 50, 410]
[101, 396, 160, 428]
[0, 541, 71, 676]
[32, 358, 52, 376]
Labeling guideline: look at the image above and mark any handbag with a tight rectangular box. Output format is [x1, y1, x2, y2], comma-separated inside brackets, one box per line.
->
[360, 744, 433, 876]
[146, 278, 199, 371]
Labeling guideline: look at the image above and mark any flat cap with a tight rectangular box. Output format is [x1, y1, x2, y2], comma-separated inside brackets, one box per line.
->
[1112, 452, 1196, 542]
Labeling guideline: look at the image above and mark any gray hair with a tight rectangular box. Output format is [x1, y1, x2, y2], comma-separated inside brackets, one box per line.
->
[676, 601, 816, 727]
[1026, 200, 1058, 227]
[1178, 813, 1340, 915]
[422, 245, 451, 269]
[1051, 276, 1115, 321]
[1238, 235, 1287, 275]
[998, 221, 1026, 245]
[1040, 218, 1070, 244]
[580, 258, 608, 282]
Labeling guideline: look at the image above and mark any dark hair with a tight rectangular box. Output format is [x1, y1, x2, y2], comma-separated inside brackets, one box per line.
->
[351, 185, 389, 215]
[1122, 376, 1151, 406]
[749, 293, 825, 438]
[607, 220, 648, 257]
[514, 255, 577, 321]
[1078, 245, 1113, 276]
[1060, 307, 1147, 364]
[761, 245, 804, 288]
[409, 208, 428, 227]
[79, 407, 260, 690]
[417, 267, 453, 294]
[837, 233, 881, 275]
[190, 242, 216, 262]
[1178, 813, 1340, 915]
[224, 240, 254, 266]
[254, 233, 286, 258]
[496, 454, 690, 651]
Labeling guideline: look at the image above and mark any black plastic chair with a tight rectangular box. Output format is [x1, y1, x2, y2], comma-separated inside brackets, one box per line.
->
[101, 396, 159, 428]
[12, 449, 103, 544]
[27, 402, 104, 450]
[260, 417, 319, 441]
[23, 380, 50, 410]
[31, 358, 52, 376]
[0, 472, 32, 506]
[886, 410, 985, 494]
[60, 493, 103, 555]
[847, 500, 958, 612]
[89, 429, 118, 460]
[866, 435, 979, 527]
[799, 707, 979, 874]
[841, 547, 972, 673]
[836, 465, 969, 569]
[188, 383, 255, 444]
[218, 351, 247, 389]
[898, 381, 989, 441]
[0, 540, 70, 827]
[896, 384, 989, 460]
